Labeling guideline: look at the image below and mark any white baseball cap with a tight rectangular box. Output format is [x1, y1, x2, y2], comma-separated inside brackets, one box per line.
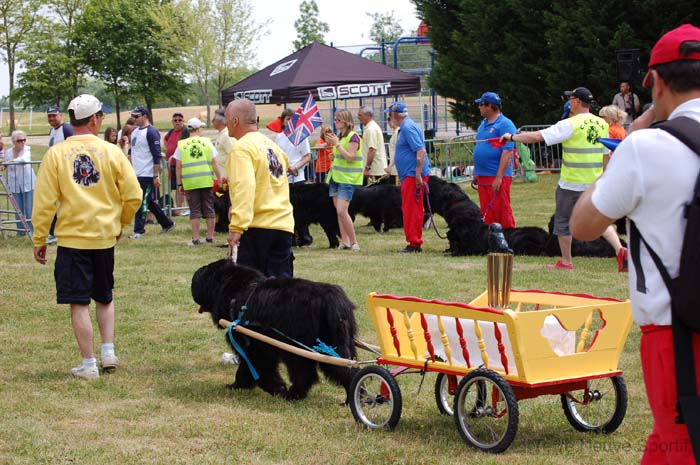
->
[187, 117, 204, 129]
[68, 94, 112, 119]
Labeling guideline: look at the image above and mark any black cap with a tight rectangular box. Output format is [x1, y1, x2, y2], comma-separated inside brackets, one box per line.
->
[563, 87, 594, 104]
[47, 106, 60, 115]
[131, 105, 149, 116]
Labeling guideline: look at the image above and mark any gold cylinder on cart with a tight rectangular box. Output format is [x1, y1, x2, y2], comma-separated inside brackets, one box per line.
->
[487, 253, 513, 309]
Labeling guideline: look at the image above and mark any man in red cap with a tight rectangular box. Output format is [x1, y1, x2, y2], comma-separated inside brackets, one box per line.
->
[571, 24, 700, 465]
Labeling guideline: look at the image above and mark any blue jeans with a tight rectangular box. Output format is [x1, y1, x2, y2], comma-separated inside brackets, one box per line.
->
[13, 190, 34, 234]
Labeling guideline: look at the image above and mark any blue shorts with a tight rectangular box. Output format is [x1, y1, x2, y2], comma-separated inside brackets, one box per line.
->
[328, 180, 356, 201]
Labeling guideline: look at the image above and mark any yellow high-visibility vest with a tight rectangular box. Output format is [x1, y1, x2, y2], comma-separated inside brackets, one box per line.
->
[328, 130, 364, 186]
[179, 136, 214, 190]
[561, 113, 609, 185]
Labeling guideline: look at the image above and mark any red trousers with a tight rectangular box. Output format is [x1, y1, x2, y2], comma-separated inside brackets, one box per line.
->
[640, 325, 700, 465]
[476, 176, 516, 228]
[400, 176, 428, 248]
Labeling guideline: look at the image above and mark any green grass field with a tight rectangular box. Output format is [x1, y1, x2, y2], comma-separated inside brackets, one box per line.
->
[0, 172, 648, 464]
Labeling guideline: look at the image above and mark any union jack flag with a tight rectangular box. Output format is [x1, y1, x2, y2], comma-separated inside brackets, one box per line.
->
[284, 93, 323, 146]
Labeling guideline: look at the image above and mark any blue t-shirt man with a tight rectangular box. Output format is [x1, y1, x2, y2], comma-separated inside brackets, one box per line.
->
[472, 92, 517, 228]
[394, 116, 431, 181]
[474, 113, 516, 177]
[386, 102, 431, 253]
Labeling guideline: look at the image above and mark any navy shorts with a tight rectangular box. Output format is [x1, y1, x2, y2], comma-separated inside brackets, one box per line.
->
[54, 246, 115, 305]
[237, 228, 294, 278]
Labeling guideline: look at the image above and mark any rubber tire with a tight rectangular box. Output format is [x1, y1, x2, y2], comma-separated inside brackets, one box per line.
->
[454, 368, 519, 453]
[349, 365, 403, 430]
[561, 375, 627, 433]
[435, 373, 457, 416]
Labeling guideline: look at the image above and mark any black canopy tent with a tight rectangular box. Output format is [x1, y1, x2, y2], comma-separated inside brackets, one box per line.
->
[221, 42, 421, 106]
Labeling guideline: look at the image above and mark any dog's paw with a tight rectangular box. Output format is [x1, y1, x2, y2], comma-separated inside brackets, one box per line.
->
[227, 381, 255, 390]
[282, 389, 308, 401]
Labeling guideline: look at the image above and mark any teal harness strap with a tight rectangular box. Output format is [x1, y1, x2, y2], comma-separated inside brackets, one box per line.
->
[226, 319, 259, 381]
[270, 328, 341, 358]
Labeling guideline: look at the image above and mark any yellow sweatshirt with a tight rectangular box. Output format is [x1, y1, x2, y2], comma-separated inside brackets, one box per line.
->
[227, 131, 294, 234]
[32, 134, 143, 249]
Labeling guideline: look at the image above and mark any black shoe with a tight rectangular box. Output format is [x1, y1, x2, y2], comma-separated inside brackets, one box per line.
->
[398, 245, 422, 253]
[160, 223, 176, 234]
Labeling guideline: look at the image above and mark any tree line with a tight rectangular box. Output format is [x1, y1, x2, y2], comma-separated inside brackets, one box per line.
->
[0, 0, 266, 131]
[414, 0, 700, 127]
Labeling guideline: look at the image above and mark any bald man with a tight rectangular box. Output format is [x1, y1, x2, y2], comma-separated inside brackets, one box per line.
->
[224, 99, 295, 278]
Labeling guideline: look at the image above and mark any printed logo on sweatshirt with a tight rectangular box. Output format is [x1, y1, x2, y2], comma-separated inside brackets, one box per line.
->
[72, 154, 101, 187]
[266, 148, 283, 178]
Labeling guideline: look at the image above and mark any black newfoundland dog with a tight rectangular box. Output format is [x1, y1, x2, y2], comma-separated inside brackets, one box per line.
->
[289, 183, 341, 248]
[192, 259, 358, 401]
[349, 183, 404, 233]
[425, 176, 549, 256]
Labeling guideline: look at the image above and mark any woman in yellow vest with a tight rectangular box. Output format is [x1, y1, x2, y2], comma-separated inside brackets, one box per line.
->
[325, 109, 363, 251]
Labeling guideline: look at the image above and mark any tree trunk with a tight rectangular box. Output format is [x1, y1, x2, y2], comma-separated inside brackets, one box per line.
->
[8, 61, 16, 133]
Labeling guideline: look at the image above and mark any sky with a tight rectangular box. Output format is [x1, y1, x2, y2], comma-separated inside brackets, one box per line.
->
[0, 0, 421, 99]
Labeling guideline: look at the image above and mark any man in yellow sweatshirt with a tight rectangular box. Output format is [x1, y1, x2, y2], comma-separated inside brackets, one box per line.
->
[224, 98, 294, 277]
[32, 94, 142, 380]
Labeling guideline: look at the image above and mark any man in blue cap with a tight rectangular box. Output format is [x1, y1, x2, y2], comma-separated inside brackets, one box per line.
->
[473, 92, 517, 228]
[385, 102, 430, 253]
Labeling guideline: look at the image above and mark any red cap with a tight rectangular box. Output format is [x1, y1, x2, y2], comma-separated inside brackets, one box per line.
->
[643, 24, 700, 87]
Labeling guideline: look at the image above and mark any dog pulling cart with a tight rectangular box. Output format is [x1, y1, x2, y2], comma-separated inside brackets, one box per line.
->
[219, 243, 632, 453]
[221, 284, 632, 453]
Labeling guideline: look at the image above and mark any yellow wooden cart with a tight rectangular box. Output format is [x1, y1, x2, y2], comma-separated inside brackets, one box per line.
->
[349, 289, 633, 453]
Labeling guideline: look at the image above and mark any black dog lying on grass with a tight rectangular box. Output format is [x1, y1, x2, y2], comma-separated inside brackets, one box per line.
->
[192, 259, 358, 401]
[425, 176, 549, 256]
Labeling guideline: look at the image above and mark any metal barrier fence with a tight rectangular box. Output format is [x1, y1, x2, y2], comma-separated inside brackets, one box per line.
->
[0, 160, 39, 238]
[517, 125, 562, 172]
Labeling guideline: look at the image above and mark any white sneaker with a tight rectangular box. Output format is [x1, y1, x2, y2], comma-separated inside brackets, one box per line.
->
[350, 243, 360, 251]
[101, 354, 119, 370]
[129, 232, 144, 239]
[70, 365, 99, 380]
[45, 235, 58, 245]
[222, 352, 239, 365]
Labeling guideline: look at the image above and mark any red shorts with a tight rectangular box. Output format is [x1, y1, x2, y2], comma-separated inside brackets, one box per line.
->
[640, 325, 700, 465]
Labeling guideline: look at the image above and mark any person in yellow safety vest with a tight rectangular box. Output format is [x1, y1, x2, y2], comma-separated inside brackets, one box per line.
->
[325, 109, 363, 251]
[174, 117, 222, 246]
[500, 87, 627, 271]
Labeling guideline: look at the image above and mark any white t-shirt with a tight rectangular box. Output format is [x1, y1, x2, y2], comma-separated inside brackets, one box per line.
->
[591, 98, 700, 326]
[362, 119, 387, 176]
[541, 116, 594, 191]
[275, 132, 310, 184]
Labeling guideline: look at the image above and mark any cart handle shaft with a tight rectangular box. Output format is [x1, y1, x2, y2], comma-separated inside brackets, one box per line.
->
[219, 319, 361, 369]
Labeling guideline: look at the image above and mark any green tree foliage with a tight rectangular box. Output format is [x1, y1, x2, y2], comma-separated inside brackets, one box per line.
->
[293, 0, 329, 50]
[0, 0, 40, 132]
[367, 11, 404, 44]
[180, 0, 267, 114]
[413, 0, 700, 128]
[15, 0, 86, 109]
[73, 0, 187, 127]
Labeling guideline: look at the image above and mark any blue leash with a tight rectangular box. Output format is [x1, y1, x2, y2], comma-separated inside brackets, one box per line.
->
[226, 317, 260, 381]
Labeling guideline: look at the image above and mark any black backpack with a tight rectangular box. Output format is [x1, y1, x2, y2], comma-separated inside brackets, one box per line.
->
[629, 116, 700, 465]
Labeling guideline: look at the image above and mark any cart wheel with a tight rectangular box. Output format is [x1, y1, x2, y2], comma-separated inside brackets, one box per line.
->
[561, 375, 627, 433]
[454, 368, 519, 453]
[435, 373, 458, 416]
[349, 366, 402, 430]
